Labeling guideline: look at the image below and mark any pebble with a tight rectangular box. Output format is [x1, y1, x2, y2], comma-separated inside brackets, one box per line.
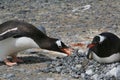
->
[80, 73, 85, 79]
[91, 74, 98, 80]
[75, 64, 82, 69]
[82, 5, 91, 11]
[85, 69, 93, 75]
[72, 4, 91, 12]
[106, 67, 117, 77]
[46, 78, 55, 80]
[55, 66, 62, 73]
[116, 65, 120, 80]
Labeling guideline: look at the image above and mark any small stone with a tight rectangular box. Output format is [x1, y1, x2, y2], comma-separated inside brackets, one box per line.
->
[47, 78, 55, 80]
[71, 73, 80, 78]
[116, 65, 120, 79]
[50, 68, 56, 73]
[42, 69, 50, 73]
[85, 69, 93, 75]
[62, 78, 70, 80]
[55, 66, 62, 73]
[106, 67, 117, 77]
[75, 64, 82, 69]
[78, 49, 84, 53]
[82, 5, 91, 11]
[81, 73, 85, 79]
[91, 74, 98, 80]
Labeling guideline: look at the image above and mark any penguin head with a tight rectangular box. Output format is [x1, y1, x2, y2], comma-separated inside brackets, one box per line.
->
[88, 35, 106, 48]
[86, 35, 106, 59]
[54, 40, 72, 56]
[41, 39, 72, 56]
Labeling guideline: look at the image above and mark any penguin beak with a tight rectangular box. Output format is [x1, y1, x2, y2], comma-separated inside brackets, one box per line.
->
[87, 43, 96, 48]
[61, 48, 73, 56]
[86, 43, 95, 59]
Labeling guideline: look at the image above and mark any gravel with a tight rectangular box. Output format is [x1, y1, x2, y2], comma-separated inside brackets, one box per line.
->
[41, 49, 120, 80]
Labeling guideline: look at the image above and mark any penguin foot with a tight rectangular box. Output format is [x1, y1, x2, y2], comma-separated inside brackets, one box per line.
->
[12, 56, 23, 63]
[4, 59, 17, 66]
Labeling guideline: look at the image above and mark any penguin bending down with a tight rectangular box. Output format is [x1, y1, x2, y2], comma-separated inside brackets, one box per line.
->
[86, 32, 120, 63]
[0, 20, 72, 66]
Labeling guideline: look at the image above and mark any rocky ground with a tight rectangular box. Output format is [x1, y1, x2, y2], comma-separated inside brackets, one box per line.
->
[0, 0, 120, 80]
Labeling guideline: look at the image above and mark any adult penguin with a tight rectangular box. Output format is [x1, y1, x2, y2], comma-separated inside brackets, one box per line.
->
[86, 32, 120, 63]
[0, 20, 72, 66]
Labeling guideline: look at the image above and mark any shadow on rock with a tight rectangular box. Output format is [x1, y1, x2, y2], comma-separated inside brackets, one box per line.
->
[20, 54, 53, 64]
[0, 54, 53, 66]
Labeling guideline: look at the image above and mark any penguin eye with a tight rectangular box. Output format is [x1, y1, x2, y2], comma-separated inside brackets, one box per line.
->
[97, 35, 106, 43]
[58, 45, 62, 48]
[93, 36, 100, 43]
[56, 40, 62, 48]
[93, 35, 106, 44]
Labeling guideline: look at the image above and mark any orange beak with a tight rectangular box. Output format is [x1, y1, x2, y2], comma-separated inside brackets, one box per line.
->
[87, 43, 95, 48]
[61, 48, 73, 56]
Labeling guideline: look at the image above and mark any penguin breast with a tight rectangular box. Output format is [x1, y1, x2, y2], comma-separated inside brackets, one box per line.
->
[15, 37, 39, 49]
[0, 37, 39, 55]
[92, 52, 120, 63]
[0, 37, 39, 61]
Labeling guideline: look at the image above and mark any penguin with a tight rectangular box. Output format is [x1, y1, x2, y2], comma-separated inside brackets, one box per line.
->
[86, 32, 120, 63]
[0, 20, 72, 66]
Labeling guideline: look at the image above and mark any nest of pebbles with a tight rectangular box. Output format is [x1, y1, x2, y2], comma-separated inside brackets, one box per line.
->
[40, 49, 120, 80]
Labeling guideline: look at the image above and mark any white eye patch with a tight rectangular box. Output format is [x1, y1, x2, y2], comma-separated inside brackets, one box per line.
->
[97, 35, 106, 43]
[0, 27, 18, 36]
[56, 40, 62, 48]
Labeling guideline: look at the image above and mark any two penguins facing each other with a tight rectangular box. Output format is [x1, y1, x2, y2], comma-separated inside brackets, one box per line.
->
[0, 20, 120, 66]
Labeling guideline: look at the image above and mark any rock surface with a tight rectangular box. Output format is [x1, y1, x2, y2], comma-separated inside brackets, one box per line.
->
[0, 0, 120, 80]
[41, 50, 120, 80]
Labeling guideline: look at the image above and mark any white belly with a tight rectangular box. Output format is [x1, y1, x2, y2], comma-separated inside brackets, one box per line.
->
[92, 52, 120, 63]
[0, 37, 39, 61]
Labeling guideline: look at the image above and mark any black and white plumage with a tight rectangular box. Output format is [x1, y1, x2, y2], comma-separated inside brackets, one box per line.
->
[86, 32, 120, 63]
[0, 20, 72, 66]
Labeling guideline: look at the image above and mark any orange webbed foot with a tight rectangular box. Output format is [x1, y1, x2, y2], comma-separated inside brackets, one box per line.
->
[4, 59, 17, 66]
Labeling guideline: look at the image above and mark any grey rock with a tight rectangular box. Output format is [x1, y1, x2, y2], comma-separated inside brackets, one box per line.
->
[91, 74, 98, 80]
[80, 73, 85, 79]
[46, 78, 55, 80]
[75, 64, 82, 70]
[85, 69, 93, 75]
[116, 65, 120, 80]
[106, 67, 117, 77]
[55, 66, 62, 73]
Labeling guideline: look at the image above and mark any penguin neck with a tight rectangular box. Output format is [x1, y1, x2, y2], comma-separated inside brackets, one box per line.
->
[32, 35, 56, 50]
